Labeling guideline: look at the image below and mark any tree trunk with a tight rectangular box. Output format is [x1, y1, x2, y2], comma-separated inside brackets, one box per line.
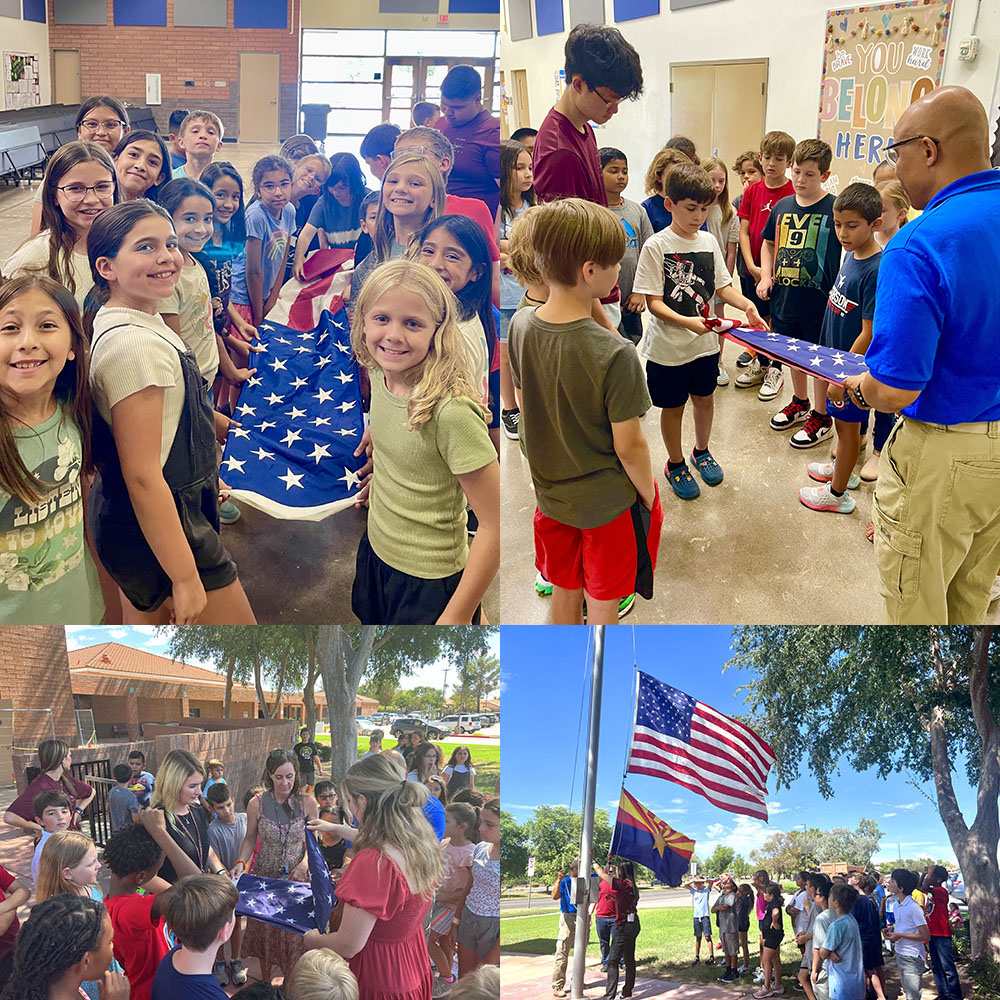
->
[303, 629, 318, 738]
[223, 655, 234, 719]
[270, 638, 293, 718]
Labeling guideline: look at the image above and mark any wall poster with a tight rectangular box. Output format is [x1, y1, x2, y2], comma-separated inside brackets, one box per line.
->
[3, 52, 41, 111]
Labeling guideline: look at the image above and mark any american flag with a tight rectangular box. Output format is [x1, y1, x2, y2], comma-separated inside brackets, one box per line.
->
[220, 307, 368, 521]
[235, 830, 336, 934]
[627, 672, 776, 821]
[724, 327, 869, 386]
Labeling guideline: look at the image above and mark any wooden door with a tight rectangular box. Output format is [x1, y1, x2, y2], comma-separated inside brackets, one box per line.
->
[52, 49, 81, 105]
[712, 62, 767, 174]
[239, 52, 280, 143]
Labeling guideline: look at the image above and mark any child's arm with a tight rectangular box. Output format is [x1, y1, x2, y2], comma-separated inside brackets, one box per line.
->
[757, 239, 775, 299]
[216, 334, 256, 385]
[437, 459, 500, 624]
[246, 237, 264, 327]
[715, 283, 767, 329]
[134, 808, 202, 879]
[232, 794, 262, 877]
[161, 313, 181, 336]
[829, 318, 875, 406]
[111, 388, 207, 624]
[645, 294, 712, 334]
[591, 299, 616, 332]
[771, 906, 781, 930]
[2, 810, 40, 835]
[612, 416, 655, 510]
[0, 880, 29, 938]
[293, 222, 320, 281]
[739, 218, 759, 280]
[725, 238, 738, 276]
[226, 303, 259, 345]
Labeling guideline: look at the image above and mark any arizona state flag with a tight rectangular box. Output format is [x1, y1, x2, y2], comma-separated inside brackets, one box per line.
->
[610, 788, 694, 887]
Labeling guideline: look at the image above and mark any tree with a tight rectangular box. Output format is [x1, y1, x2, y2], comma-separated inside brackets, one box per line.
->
[457, 653, 500, 712]
[728, 625, 1000, 961]
[704, 844, 736, 877]
[316, 627, 497, 784]
[522, 804, 613, 887]
[500, 811, 530, 887]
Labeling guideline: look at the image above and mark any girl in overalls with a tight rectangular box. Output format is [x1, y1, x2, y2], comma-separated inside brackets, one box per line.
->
[87, 200, 256, 624]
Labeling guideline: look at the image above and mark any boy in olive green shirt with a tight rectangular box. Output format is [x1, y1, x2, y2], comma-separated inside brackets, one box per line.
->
[509, 198, 662, 625]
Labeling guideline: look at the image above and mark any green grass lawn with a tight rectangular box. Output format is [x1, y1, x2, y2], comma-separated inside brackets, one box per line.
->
[501, 907, 805, 990]
[313, 735, 498, 796]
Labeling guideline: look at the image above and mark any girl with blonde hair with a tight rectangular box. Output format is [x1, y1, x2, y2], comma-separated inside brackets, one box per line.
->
[303, 753, 443, 1000]
[283, 947, 359, 1000]
[641, 146, 691, 232]
[35, 830, 123, 998]
[149, 749, 226, 883]
[349, 258, 499, 625]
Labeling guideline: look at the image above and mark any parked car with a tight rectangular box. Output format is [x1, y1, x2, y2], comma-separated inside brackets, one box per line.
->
[390, 717, 446, 740]
[437, 713, 481, 734]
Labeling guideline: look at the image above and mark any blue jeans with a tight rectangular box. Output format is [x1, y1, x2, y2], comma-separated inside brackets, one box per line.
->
[895, 953, 924, 1000]
[873, 409, 896, 453]
[928, 935, 963, 999]
[596, 916, 616, 968]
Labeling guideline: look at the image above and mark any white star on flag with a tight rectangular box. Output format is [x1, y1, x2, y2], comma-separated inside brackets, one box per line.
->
[281, 429, 303, 446]
[286, 406, 307, 420]
[265, 392, 285, 405]
[314, 355, 332, 368]
[223, 456, 246, 473]
[339, 467, 362, 490]
[251, 447, 274, 461]
[269, 358, 288, 371]
[309, 444, 332, 464]
[255, 420, 277, 431]
[278, 468, 304, 489]
[314, 387, 335, 404]
[312, 416, 332, 427]
[237, 404, 256, 416]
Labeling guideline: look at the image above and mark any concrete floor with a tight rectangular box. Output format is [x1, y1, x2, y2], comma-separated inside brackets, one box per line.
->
[0, 141, 498, 624]
[501, 338, 1000, 625]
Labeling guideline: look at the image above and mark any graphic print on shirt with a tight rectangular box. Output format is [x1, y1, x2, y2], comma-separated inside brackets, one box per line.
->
[0, 432, 85, 594]
[773, 211, 834, 290]
[826, 271, 859, 317]
[660, 250, 717, 316]
[621, 217, 638, 255]
[263, 229, 289, 265]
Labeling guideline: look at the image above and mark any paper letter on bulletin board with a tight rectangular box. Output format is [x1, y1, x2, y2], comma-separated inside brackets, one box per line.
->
[818, 0, 952, 192]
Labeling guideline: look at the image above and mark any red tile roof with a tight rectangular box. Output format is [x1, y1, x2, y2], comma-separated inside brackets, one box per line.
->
[68, 642, 231, 686]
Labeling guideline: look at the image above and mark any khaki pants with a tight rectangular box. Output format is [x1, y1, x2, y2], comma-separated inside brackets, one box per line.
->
[552, 911, 577, 991]
[873, 417, 1000, 623]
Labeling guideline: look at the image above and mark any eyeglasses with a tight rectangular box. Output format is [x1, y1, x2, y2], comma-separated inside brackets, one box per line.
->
[57, 182, 116, 202]
[79, 119, 127, 133]
[588, 85, 622, 112]
[260, 180, 292, 193]
[883, 135, 938, 165]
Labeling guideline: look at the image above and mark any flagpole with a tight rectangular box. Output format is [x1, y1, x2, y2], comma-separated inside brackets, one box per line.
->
[572, 625, 604, 1000]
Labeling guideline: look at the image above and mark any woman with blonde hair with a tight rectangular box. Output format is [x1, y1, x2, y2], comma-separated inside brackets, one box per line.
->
[3, 738, 95, 835]
[283, 947, 359, 1000]
[304, 753, 443, 1000]
[149, 749, 227, 883]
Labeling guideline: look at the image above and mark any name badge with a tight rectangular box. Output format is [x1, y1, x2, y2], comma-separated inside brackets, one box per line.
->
[627, 912, 635, 923]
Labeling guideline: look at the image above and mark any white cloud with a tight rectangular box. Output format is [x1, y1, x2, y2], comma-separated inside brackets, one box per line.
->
[897, 803, 922, 810]
[699, 816, 777, 857]
[143, 636, 166, 648]
[107, 627, 127, 639]
[767, 801, 789, 815]
[882, 813, 897, 818]
[671, 798, 684, 805]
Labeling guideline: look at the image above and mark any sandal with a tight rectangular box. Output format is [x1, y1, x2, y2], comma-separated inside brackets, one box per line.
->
[865, 520, 875, 544]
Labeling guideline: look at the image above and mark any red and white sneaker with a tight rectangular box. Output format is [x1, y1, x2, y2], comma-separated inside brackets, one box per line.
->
[790, 412, 834, 449]
[770, 398, 810, 430]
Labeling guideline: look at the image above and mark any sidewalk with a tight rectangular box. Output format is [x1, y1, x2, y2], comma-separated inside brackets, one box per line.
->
[500, 952, 735, 1000]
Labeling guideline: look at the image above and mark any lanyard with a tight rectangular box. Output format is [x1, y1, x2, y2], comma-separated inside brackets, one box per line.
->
[176, 811, 205, 871]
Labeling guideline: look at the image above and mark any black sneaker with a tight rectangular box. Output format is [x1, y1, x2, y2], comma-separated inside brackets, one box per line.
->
[501, 408, 520, 440]
[736, 350, 754, 368]
[790, 411, 834, 449]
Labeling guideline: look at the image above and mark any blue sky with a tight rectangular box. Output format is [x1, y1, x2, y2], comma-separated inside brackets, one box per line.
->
[65, 626, 500, 694]
[500, 626, 981, 866]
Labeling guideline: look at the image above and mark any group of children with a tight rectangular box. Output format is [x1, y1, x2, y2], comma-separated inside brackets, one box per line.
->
[0, 89, 501, 626]
[0, 732, 500, 1000]
[496, 21, 916, 622]
[684, 865, 962, 1000]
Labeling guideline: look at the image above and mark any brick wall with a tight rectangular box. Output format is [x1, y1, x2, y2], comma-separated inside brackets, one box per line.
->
[47, 0, 301, 140]
[12, 739, 158, 795]
[0, 626, 77, 749]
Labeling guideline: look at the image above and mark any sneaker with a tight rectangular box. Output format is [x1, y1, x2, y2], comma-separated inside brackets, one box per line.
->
[752, 990, 772, 999]
[229, 960, 247, 986]
[735, 356, 765, 388]
[717, 363, 730, 386]
[719, 971, 735, 982]
[692, 958, 701, 966]
[617, 593, 636, 618]
[770, 398, 810, 430]
[806, 461, 860, 490]
[790, 412, 834, 449]
[758, 366, 785, 401]
[218, 499, 241, 524]
[704, 957, 715, 966]
[737, 966, 750, 975]
[501, 408, 520, 440]
[860, 449, 880, 481]
[666, 462, 701, 500]
[535, 572, 553, 596]
[736, 350, 754, 368]
[799, 482, 856, 514]
[754, 968, 766, 984]
[212, 960, 229, 986]
[793, 983, 805, 992]
[690, 450, 724, 486]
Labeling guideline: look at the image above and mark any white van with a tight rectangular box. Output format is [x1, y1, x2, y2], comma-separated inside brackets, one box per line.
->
[437, 714, 479, 734]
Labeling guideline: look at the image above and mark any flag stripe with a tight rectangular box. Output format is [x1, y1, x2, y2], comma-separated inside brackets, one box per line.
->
[632, 728, 767, 800]
[688, 716, 771, 789]
[695, 701, 776, 770]
[628, 741, 767, 812]
[628, 763, 769, 821]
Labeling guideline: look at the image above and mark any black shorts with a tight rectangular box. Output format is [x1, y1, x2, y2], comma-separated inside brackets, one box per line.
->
[739, 272, 771, 320]
[762, 927, 784, 950]
[770, 297, 827, 346]
[352, 532, 482, 625]
[646, 353, 719, 409]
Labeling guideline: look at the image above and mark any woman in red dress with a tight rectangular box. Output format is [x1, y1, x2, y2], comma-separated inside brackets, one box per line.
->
[304, 753, 442, 1000]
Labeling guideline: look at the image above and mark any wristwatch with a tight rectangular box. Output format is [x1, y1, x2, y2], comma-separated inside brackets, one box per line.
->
[850, 381, 872, 410]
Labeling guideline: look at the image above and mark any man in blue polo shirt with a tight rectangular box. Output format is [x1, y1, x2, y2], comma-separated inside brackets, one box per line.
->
[551, 859, 581, 998]
[841, 86, 1000, 624]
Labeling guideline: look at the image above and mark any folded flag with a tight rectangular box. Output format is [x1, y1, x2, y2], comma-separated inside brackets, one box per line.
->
[611, 788, 694, 886]
[627, 671, 776, 821]
[235, 830, 336, 934]
[220, 306, 367, 521]
[724, 326, 868, 386]
[267, 248, 355, 332]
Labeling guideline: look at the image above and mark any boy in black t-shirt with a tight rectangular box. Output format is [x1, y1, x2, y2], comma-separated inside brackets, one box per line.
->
[799, 182, 882, 515]
[757, 139, 842, 448]
[293, 728, 323, 794]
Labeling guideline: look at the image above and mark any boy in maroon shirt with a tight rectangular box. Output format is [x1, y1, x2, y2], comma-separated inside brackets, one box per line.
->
[734, 130, 795, 400]
[533, 23, 643, 332]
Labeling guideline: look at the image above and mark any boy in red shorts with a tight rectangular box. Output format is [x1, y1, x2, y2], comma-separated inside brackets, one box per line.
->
[508, 197, 662, 624]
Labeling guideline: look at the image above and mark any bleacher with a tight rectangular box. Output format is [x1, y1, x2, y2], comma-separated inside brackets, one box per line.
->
[0, 104, 161, 185]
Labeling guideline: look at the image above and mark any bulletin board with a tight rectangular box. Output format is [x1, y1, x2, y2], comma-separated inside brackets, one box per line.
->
[3, 51, 41, 110]
[818, 0, 952, 192]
